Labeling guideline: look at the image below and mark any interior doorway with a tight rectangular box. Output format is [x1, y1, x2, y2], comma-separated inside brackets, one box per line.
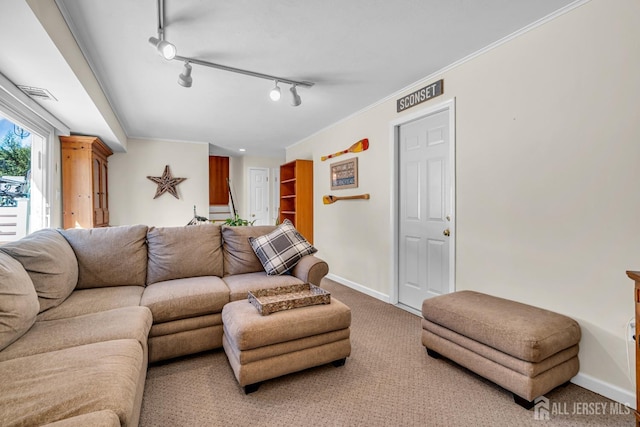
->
[248, 167, 269, 225]
[208, 155, 231, 222]
[393, 100, 456, 313]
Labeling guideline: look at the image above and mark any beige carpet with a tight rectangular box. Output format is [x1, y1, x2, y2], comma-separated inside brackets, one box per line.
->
[140, 279, 634, 426]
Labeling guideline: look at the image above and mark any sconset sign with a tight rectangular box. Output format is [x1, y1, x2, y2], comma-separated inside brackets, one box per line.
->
[396, 79, 443, 112]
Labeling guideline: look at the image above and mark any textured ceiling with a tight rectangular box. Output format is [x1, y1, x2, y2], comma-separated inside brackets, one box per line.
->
[2, 0, 578, 157]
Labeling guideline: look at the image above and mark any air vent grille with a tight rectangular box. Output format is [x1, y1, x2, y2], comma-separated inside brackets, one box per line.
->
[17, 85, 58, 102]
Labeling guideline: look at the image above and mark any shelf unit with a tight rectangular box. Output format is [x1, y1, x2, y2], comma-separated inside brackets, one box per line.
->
[279, 159, 313, 243]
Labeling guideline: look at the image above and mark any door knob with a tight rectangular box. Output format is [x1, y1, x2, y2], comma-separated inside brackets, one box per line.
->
[443, 229, 450, 237]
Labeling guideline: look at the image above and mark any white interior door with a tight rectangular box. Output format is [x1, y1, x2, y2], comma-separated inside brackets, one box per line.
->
[398, 109, 452, 310]
[249, 168, 269, 225]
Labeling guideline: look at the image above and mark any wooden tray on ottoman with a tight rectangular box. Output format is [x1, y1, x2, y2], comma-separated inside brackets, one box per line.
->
[248, 284, 331, 315]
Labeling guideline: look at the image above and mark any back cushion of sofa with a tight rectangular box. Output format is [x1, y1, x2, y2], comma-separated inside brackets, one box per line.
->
[0, 229, 78, 313]
[146, 223, 223, 285]
[0, 251, 39, 351]
[221, 225, 277, 275]
[60, 225, 148, 288]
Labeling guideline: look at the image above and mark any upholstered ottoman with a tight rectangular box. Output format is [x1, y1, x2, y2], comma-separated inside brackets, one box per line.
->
[421, 291, 581, 409]
[222, 297, 351, 393]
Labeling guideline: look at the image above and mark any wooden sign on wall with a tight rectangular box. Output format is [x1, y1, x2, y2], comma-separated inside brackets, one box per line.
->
[396, 79, 443, 112]
[330, 157, 358, 190]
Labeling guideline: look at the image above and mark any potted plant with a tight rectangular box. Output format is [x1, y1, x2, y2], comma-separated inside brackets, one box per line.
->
[224, 214, 255, 226]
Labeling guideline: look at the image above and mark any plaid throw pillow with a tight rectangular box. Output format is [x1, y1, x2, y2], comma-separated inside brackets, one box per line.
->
[249, 219, 317, 275]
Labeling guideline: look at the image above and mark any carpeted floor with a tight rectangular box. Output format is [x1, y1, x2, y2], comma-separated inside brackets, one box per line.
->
[140, 279, 634, 426]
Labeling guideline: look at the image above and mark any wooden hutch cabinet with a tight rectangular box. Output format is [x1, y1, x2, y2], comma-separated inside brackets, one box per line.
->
[279, 159, 313, 243]
[627, 270, 640, 427]
[60, 135, 113, 229]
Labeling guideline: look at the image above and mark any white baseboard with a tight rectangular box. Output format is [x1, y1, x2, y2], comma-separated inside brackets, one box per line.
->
[325, 274, 637, 409]
[571, 373, 636, 410]
[325, 273, 390, 303]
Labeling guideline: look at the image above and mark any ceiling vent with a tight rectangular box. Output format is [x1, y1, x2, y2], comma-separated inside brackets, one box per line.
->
[17, 85, 58, 102]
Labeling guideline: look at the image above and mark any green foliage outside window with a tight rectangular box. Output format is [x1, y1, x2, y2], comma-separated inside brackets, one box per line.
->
[0, 133, 30, 177]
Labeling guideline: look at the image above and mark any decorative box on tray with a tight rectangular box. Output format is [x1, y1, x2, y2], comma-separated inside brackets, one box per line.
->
[248, 284, 331, 315]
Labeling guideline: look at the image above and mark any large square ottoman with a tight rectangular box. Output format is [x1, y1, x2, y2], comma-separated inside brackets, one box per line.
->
[222, 297, 351, 393]
[421, 291, 581, 409]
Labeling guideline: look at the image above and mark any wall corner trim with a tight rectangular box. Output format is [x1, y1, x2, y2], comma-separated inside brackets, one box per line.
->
[325, 273, 391, 303]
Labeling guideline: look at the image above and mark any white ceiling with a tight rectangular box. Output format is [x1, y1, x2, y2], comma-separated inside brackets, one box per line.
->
[1, 0, 577, 157]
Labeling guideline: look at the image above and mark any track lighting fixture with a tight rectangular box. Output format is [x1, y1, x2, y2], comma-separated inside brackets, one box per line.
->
[178, 62, 193, 87]
[290, 85, 302, 107]
[148, 36, 177, 60]
[269, 82, 281, 101]
[150, 0, 314, 105]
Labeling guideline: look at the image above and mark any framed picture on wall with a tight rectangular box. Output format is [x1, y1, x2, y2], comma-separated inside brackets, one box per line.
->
[330, 157, 358, 190]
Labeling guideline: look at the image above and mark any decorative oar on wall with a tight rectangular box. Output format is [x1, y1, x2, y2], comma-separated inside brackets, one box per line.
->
[321, 138, 369, 161]
[323, 194, 370, 204]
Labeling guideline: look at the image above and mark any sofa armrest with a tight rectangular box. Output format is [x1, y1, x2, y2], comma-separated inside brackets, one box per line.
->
[291, 255, 329, 286]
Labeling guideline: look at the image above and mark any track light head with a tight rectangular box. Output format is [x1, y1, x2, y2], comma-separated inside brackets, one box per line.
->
[269, 81, 281, 101]
[290, 85, 302, 106]
[148, 36, 177, 60]
[178, 62, 193, 87]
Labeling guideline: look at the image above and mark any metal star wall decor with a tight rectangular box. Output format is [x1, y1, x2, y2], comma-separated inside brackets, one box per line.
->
[147, 165, 186, 199]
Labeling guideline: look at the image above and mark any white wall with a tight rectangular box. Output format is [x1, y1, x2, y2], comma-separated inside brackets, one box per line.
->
[287, 0, 640, 404]
[109, 138, 209, 227]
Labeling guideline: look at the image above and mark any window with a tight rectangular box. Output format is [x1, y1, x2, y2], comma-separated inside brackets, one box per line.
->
[0, 115, 31, 241]
[0, 79, 63, 238]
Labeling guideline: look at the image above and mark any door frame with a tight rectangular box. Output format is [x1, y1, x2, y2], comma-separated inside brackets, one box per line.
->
[271, 167, 280, 224]
[389, 98, 456, 311]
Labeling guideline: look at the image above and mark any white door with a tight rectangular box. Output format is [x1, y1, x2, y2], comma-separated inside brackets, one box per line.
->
[249, 168, 269, 225]
[398, 109, 452, 310]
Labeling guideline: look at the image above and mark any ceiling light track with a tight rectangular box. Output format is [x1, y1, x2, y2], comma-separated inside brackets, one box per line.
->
[149, 0, 314, 105]
[173, 55, 314, 89]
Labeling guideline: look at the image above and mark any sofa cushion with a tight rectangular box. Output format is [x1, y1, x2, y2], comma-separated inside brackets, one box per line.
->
[0, 251, 39, 351]
[249, 219, 317, 275]
[0, 229, 78, 313]
[41, 410, 121, 427]
[222, 271, 304, 302]
[146, 224, 223, 285]
[36, 286, 144, 321]
[0, 306, 152, 362]
[149, 313, 222, 338]
[222, 225, 277, 275]
[60, 224, 148, 288]
[141, 276, 229, 323]
[0, 339, 144, 427]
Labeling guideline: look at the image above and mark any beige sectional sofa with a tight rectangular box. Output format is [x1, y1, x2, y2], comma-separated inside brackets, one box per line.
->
[0, 223, 328, 427]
